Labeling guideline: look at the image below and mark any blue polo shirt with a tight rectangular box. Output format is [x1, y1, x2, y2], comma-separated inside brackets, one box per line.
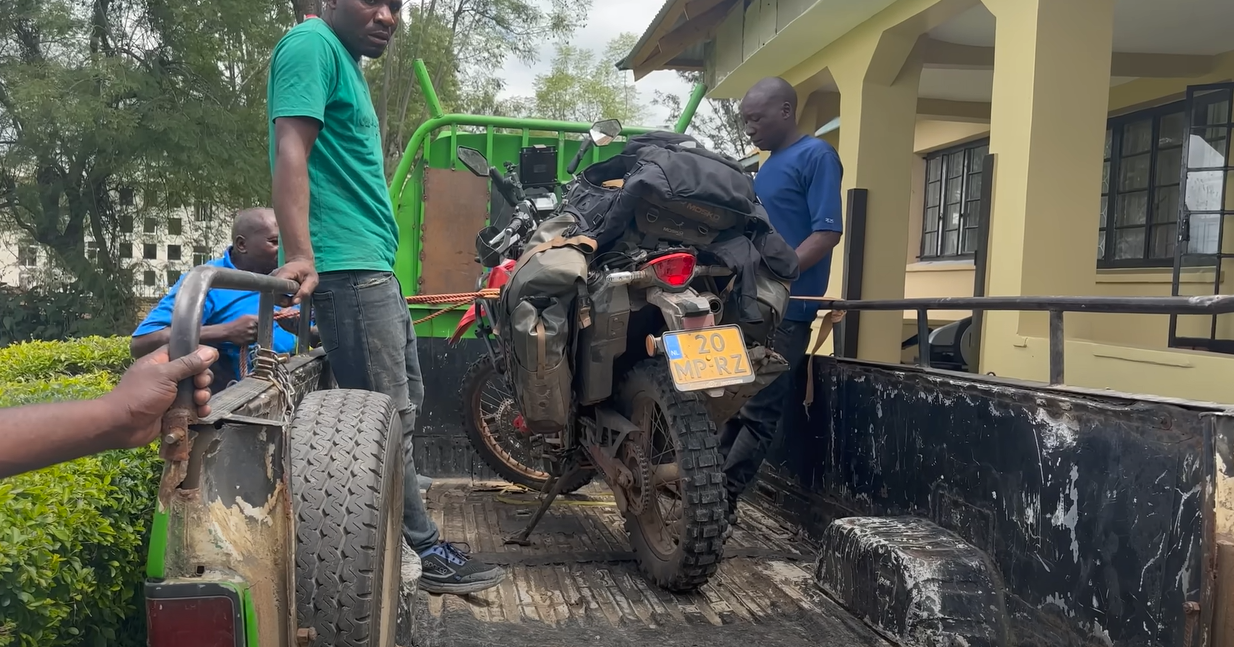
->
[134, 248, 298, 383]
[754, 136, 844, 322]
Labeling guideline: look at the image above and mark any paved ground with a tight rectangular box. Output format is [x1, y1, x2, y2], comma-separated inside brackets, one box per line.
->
[407, 479, 889, 647]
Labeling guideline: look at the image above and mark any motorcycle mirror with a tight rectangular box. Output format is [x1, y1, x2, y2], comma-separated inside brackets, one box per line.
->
[589, 119, 623, 147]
[456, 147, 490, 177]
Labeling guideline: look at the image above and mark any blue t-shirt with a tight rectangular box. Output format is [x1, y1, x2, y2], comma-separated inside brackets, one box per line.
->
[754, 136, 844, 322]
[133, 248, 298, 383]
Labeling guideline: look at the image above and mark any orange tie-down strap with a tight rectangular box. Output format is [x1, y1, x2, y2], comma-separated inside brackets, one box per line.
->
[405, 289, 502, 325]
[270, 289, 502, 325]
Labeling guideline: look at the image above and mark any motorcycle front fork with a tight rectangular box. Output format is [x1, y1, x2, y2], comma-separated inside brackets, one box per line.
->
[473, 300, 504, 371]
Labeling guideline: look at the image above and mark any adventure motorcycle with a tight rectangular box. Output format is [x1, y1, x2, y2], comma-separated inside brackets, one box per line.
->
[450, 121, 793, 592]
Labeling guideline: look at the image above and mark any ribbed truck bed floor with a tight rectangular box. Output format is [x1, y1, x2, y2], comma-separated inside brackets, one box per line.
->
[410, 480, 889, 647]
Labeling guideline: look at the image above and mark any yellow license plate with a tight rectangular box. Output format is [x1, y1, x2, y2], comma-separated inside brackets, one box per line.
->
[663, 325, 756, 392]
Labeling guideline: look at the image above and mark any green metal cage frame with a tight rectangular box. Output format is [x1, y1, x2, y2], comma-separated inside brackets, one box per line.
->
[386, 59, 706, 337]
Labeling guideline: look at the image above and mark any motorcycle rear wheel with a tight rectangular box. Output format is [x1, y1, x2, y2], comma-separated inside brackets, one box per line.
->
[615, 358, 729, 592]
[461, 356, 594, 493]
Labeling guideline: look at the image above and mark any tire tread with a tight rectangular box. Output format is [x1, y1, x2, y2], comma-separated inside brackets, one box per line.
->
[291, 389, 402, 647]
[618, 358, 728, 592]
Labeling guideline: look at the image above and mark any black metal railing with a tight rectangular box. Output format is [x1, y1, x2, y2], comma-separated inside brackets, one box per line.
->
[802, 294, 1234, 385]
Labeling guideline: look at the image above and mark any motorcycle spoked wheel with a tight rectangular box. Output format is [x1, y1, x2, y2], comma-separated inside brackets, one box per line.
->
[615, 358, 729, 592]
[460, 356, 594, 493]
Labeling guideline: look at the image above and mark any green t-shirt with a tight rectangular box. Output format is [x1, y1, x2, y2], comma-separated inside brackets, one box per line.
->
[267, 18, 399, 274]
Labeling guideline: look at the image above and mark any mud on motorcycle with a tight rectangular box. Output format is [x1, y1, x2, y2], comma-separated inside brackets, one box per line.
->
[450, 121, 792, 592]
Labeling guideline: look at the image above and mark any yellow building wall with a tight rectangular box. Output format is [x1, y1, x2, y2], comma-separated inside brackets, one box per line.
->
[901, 89, 1234, 352]
[786, 5, 1234, 402]
[732, 0, 1234, 404]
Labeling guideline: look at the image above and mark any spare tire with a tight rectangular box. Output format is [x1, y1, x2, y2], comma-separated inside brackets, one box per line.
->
[291, 389, 404, 647]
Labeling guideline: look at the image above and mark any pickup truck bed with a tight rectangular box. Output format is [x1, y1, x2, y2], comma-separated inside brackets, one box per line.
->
[410, 480, 888, 647]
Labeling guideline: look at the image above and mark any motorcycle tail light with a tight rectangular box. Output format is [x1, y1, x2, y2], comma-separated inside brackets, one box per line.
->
[147, 594, 242, 647]
[644, 253, 696, 288]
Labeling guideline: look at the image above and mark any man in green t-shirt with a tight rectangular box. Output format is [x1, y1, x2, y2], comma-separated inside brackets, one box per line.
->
[267, 0, 505, 595]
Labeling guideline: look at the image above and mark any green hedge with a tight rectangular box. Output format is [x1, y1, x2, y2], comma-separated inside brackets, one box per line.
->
[0, 338, 156, 647]
[0, 336, 132, 383]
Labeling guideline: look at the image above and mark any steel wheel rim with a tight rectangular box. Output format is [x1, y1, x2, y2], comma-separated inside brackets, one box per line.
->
[473, 367, 550, 482]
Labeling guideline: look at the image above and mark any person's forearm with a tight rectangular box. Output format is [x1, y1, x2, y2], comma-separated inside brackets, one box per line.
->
[796, 231, 842, 271]
[273, 141, 314, 263]
[132, 331, 169, 359]
[134, 324, 232, 359]
[0, 398, 127, 478]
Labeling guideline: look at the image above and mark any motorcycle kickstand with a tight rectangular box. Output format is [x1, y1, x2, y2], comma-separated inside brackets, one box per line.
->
[504, 468, 579, 547]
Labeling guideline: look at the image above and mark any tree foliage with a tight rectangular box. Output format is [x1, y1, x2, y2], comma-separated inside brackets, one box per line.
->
[516, 33, 647, 125]
[365, 0, 588, 169]
[0, 0, 294, 333]
[654, 70, 750, 160]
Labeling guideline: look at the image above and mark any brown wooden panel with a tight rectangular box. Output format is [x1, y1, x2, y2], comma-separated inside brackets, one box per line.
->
[420, 168, 489, 295]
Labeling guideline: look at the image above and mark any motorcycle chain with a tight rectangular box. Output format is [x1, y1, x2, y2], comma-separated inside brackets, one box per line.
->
[618, 441, 653, 516]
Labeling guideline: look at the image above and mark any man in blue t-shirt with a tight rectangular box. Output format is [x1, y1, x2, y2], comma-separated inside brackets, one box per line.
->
[720, 77, 844, 528]
[132, 208, 301, 392]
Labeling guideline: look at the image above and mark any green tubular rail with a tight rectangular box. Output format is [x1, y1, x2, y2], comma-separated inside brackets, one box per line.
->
[387, 58, 707, 212]
[386, 59, 706, 335]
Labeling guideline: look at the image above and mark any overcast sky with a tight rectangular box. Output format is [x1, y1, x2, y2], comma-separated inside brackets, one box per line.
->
[495, 0, 694, 128]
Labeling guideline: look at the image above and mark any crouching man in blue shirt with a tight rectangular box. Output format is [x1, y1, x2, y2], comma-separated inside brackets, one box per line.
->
[132, 208, 303, 392]
[721, 77, 844, 529]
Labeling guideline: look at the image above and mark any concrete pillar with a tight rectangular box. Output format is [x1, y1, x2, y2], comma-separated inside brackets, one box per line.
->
[827, 31, 923, 363]
[979, 0, 1114, 380]
[797, 89, 841, 140]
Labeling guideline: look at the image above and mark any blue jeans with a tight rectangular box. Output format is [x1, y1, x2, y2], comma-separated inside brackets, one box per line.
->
[313, 270, 439, 553]
[718, 318, 814, 505]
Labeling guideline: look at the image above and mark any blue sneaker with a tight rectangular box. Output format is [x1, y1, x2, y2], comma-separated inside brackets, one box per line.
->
[417, 542, 505, 595]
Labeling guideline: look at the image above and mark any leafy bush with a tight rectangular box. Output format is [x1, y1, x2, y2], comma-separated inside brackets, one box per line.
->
[0, 373, 118, 409]
[0, 337, 132, 383]
[0, 286, 135, 348]
[0, 448, 158, 647]
[0, 338, 157, 647]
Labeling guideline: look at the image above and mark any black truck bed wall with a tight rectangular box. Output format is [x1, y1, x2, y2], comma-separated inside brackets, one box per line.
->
[413, 338, 1211, 647]
[757, 357, 1212, 647]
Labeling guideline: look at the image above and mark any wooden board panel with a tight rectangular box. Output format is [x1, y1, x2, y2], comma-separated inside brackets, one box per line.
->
[421, 168, 489, 295]
[1216, 539, 1234, 646]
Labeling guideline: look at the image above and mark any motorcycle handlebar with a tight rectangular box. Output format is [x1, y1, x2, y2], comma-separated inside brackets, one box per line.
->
[566, 139, 594, 176]
[489, 167, 522, 206]
[486, 203, 536, 249]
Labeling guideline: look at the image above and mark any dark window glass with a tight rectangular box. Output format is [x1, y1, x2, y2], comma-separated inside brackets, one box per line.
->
[921, 140, 988, 259]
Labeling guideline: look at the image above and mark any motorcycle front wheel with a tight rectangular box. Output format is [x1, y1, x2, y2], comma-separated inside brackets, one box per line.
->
[460, 356, 594, 493]
[615, 358, 729, 592]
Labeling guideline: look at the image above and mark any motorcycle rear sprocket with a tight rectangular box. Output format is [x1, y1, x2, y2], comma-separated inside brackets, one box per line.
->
[618, 441, 652, 516]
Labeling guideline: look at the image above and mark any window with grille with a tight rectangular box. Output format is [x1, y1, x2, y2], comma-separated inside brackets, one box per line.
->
[167, 245, 182, 261]
[1099, 102, 1188, 266]
[192, 245, 210, 266]
[921, 140, 989, 260]
[143, 243, 158, 260]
